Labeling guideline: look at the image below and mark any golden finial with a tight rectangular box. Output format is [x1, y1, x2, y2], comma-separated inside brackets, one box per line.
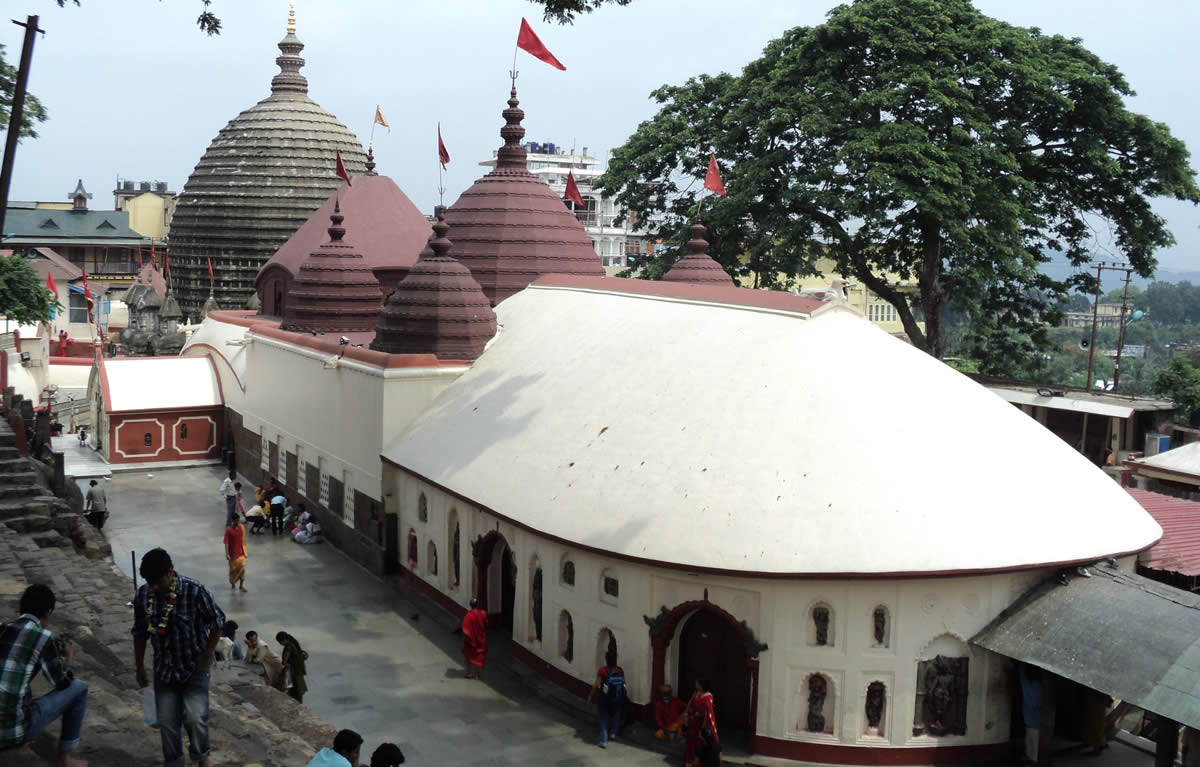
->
[287, 0, 296, 35]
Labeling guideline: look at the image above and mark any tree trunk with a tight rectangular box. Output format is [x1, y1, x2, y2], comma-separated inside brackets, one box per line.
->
[918, 216, 948, 359]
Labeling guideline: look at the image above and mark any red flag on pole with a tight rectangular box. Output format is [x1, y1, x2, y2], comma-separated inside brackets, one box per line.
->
[206, 251, 214, 283]
[150, 242, 157, 270]
[164, 252, 171, 281]
[438, 123, 450, 170]
[517, 18, 566, 70]
[136, 246, 143, 271]
[564, 171, 585, 207]
[81, 266, 94, 321]
[336, 150, 352, 186]
[46, 272, 58, 299]
[704, 154, 726, 196]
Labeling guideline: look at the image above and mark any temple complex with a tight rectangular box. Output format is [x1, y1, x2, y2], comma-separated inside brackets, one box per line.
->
[167, 4, 368, 318]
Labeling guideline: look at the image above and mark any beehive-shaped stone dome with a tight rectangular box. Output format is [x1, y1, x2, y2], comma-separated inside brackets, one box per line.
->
[168, 5, 367, 319]
[662, 222, 733, 285]
[371, 212, 497, 359]
[281, 200, 382, 333]
[443, 88, 603, 306]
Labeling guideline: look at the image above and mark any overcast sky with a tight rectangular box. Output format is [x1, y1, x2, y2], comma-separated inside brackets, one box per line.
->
[5, 0, 1200, 273]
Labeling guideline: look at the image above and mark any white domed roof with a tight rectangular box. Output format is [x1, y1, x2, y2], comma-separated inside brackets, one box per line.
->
[383, 276, 1161, 576]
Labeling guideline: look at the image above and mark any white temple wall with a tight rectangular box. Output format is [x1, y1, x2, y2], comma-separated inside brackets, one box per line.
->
[384, 468, 1120, 752]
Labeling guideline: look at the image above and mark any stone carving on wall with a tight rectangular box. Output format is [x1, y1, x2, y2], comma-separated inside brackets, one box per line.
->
[736, 619, 769, 658]
[452, 523, 461, 587]
[643, 604, 768, 658]
[643, 606, 672, 638]
[914, 655, 969, 736]
[866, 681, 886, 731]
[531, 567, 543, 641]
[813, 606, 830, 646]
[873, 607, 887, 646]
[806, 675, 827, 733]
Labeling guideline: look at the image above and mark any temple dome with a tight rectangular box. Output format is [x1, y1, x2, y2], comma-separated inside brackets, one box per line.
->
[281, 200, 382, 333]
[370, 212, 497, 360]
[662, 222, 733, 285]
[443, 88, 603, 306]
[168, 7, 367, 320]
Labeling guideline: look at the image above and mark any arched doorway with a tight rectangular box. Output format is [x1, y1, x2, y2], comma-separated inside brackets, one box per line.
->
[677, 610, 751, 736]
[649, 600, 764, 747]
[473, 531, 516, 635]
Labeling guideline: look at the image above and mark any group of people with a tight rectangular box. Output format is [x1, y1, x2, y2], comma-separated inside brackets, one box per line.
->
[211, 620, 310, 704]
[306, 728, 405, 767]
[220, 471, 322, 544]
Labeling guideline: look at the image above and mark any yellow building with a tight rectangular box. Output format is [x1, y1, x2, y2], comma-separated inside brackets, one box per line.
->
[113, 180, 176, 241]
[738, 258, 926, 339]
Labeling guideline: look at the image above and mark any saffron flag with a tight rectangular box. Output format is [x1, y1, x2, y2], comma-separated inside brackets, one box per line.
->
[150, 242, 157, 270]
[46, 272, 58, 299]
[565, 170, 584, 207]
[206, 251, 214, 282]
[374, 106, 390, 131]
[704, 154, 726, 196]
[517, 18, 566, 70]
[438, 123, 450, 170]
[164, 252, 171, 281]
[336, 150, 352, 187]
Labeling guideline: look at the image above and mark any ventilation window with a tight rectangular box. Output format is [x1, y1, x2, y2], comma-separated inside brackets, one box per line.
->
[179, 423, 188, 440]
[561, 559, 575, 587]
[143, 433, 152, 447]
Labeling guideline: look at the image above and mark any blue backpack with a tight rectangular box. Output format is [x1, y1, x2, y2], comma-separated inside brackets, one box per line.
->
[603, 668, 626, 704]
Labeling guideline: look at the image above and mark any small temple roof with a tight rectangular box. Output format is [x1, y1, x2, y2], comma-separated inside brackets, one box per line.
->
[662, 222, 733, 285]
[202, 294, 222, 318]
[160, 291, 183, 320]
[281, 199, 383, 333]
[69, 179, 92, 204]
[370, 212, 497, 360]
[443, 88, 603, 306]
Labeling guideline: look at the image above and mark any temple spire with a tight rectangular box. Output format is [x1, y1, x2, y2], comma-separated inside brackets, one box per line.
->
[271, 0, 308, 95]
[494, 88, 528, 172]
[662, 221, 734, 285]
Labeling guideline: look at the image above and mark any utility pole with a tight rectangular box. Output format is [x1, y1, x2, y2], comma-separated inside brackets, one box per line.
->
[0, 15, 44, 237]
[1112, 266, 1135, 392]
[1084, 263, 1104, 389]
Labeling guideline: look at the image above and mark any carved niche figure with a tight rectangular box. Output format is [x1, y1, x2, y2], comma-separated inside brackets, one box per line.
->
[806, 675, 828, 732]
[865, 681, 886, 731]
[873, 607, 887, 646]
[813, 606, 830, 646]
[915, 654, 969, 736]
[531, 567, 543, 641]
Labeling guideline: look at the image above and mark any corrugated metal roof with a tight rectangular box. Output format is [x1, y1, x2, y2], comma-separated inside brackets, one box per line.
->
[972, 564, 1200, 731]
[1128, 487, 1200, 576]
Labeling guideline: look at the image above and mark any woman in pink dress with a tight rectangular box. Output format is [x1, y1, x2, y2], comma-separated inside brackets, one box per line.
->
[684, 678, 720, 767]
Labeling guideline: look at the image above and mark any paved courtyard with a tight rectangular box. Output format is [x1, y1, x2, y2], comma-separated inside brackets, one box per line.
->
[86, 465, 676, 767]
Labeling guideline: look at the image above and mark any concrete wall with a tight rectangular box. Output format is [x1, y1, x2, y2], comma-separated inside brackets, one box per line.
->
[105, 409, 222, 464]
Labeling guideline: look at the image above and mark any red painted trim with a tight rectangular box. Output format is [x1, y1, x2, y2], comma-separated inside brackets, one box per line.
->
[751, 735, 1013, 765]
[531, 274, 827, 314]
[203, 310, 471, 368]
[182, 344, 246, 391]
[107, 404, 224, 417]
[382, 460, 1152, 580]
[48, 356, 93, 366]
[401, 566, 467, 619]
[510, 641, 599, 703]
[0, 349, 7, 391]
[11, 332, 20, 354]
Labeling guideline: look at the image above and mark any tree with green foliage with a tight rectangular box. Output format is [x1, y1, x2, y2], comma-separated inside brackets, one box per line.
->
[1153, 356, 1200, 422]
[531, 0, 632, 23]
[0, 255, 56, 325]
[599, 0, 1200, 364]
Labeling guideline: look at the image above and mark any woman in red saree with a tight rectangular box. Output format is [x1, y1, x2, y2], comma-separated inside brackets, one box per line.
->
[684, 678, 720, 767]
[461, 598, 488, 678]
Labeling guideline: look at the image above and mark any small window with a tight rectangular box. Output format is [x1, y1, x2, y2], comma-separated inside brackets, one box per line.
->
[603, 576, 619, 598]
[561, 559, 575, 587]
[179, 423, 188, 440]
[418, 492, 428, 523]
[143, 432, 152, 447]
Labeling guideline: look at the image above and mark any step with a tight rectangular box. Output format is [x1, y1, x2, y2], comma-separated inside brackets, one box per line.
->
[0, 484, 42, 501]
[0, 471, 43, 487]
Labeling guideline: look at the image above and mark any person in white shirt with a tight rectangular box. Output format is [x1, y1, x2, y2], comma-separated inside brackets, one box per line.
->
[218, 471, 237, 527]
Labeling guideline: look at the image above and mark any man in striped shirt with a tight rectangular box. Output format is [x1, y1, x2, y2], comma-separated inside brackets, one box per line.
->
[0, 584, 88, 766]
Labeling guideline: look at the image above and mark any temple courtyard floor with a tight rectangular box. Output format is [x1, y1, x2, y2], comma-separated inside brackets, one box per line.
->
[76, 463, 1158, 767]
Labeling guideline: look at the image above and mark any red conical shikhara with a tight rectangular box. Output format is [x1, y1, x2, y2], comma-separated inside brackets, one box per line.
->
[281, 200, 383, 332]
[370, 211, 497, 360]
[662, 222, 733, 285]
[443, 88, 603, 306]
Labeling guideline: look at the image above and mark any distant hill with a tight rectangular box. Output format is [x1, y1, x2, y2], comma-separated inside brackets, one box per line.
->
[1040, 261, 1200, 292]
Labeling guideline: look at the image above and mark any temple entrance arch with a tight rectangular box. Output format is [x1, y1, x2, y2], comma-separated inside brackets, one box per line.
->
[473, 531, 516, 635]
[647, 599, 765, 747]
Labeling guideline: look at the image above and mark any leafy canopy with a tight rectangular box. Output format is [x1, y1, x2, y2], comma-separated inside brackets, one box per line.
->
[1152, 356, 1200, 421]
[530, 0, 632, 23]
[599, 0, 1200, 364]
[0, 255, 56, 325]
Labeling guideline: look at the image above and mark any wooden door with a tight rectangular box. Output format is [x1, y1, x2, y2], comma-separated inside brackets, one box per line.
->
[678, 610, 751, 735]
